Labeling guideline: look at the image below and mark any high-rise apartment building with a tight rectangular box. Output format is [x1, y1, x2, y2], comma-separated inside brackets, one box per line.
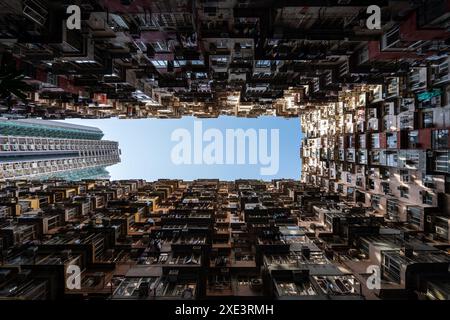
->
[300, 81, 450, 240]
[1, 178, 447, 300]
[0, 1, 447, 120]
[0, 119, 120, 180]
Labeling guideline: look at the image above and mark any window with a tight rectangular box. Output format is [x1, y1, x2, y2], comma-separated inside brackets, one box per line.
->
[386, 132, 397, 148]
[407, 207, 422, 227]
[380, 168, 390, 180]
[383, 118, 391, 131]
[418, 90, 441, 109]
[151, 60, 167, 68]
[359, 134, 366, 148]
[435, 225, 449, 240]
[348, 135, 355, 148]
[371, 151, 381, 164]
[435, 151, 449, 173]
[399, 114, 414, 130]
[432, 129, 448, 149]
[383, 103, 394, 115]
[195, 72, 208, 79]
[434, 216, 449, 240]
[346, 173, 352, 184]
[387, 199, 399, 220]
[346, 149, 355, 162]
[382, 27, 400, 49]
[255, 60, 271, 68]
[356, 175, 364, 187]
[399, 186, 409, 199]
[400, 170, 410, 183]
[358, 150, 367, 164]
[361, 240, 370, 254]
[386, 152, 398, 167]
[371, 195, 381, 209]
[240, 41, 253, 49]
[422, 175, 435, 188]
[408, 131, 419, 148]
[211, 57, 228, 67]
[400, 151, 421, 170]
[338, 149, 345, 161]
[151, 41, 168, 52]
[371, 134, 380, 148]
[423, 111, 434, 128]
[216, 39, 228, 48]
[382, 253, 401, 282]
[422, 191, 433, 205]
[368, 108, 377, 118]
[381, 182, 390, 194]
[400, 98, 414, 112]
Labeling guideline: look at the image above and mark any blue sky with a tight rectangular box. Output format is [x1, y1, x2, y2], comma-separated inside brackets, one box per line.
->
[59, 116, 301, 181]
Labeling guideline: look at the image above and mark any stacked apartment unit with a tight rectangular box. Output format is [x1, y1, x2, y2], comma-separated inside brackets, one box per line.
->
[301, 70, 450, 242]
[0, 178, 449, 300]
[0, 179, 372, 300]
[0, 1, 448, 119]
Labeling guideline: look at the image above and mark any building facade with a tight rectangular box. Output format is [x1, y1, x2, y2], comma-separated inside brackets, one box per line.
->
[0, 178, 448, 300]
[300, 79, 450, 241]
[0, 1, 448, 119]
[0, 119, 121, 180]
